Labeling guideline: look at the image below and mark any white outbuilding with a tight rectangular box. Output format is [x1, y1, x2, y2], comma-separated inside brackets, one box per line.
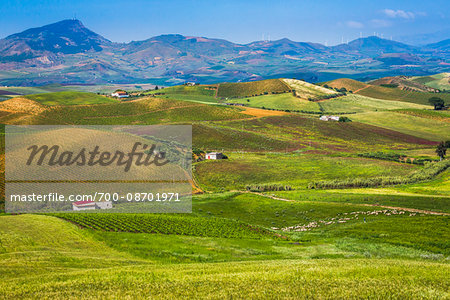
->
[205, 152, 224, 160]
[72, 200, 113, 211]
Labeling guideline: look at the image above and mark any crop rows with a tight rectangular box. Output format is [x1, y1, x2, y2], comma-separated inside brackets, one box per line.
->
[52, 213, 279, 239]
[217, 79, 291, 98]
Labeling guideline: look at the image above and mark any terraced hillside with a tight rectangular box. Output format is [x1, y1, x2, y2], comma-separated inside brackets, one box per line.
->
[25, 91, 118, 105]
[411, 73, 450, 91]
[283, 78, 339, 100]
[370, 76, 439, 93]
[323, 78, 450, 106]
[216, 79, 291, 98]
[0, 95, 251, 125]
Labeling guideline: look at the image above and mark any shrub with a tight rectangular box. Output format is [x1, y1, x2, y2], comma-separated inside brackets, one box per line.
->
[338, 116, 352, 122]
[380, 83, 399, 88]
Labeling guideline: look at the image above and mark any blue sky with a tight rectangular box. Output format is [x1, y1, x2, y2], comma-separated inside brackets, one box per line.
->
[0, 0, 448, 45]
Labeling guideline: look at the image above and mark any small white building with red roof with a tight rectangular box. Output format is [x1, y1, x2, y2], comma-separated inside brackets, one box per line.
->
[72, 200, 113, 211]
[111, 91, 129, 98]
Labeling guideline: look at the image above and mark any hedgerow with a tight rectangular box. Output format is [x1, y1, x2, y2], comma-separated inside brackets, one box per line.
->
[357, 152, 436, 165]
[246, 184, 292, 192]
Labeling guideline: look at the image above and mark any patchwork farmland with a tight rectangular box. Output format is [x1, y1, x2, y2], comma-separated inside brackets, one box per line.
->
[0, 75, 449, 298]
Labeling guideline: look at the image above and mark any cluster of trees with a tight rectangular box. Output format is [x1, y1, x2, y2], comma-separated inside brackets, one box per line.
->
[338, 116, 352, 122]
[192, 148, 205, 162]
[428, 97, 447, 110]
[323, 85, 353, 94]
[380, 83, 399, 88]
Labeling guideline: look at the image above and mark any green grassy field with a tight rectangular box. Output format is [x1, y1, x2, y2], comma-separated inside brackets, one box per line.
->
[227, 93, 430, 114]
[357, 86, 450, 105]
[351, 111, 450, 141]
[393, 108, 450, 122]
[147, 85, 218, 104]
[25, 91, 119, 105]
[411, 73, 450, 90]
[1, 212, 448, 298]
[195, 152, 417, 191]
[272, 188, 450, 212]
[319, 94, 429, 113]
[192, 123, 297, 151]
[227, 92, 321, 111]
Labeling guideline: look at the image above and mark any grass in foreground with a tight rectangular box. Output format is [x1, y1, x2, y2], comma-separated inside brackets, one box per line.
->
[1, 214, 449, 299]
[1, 253, 448, 298]
[1, 204, 449, 299]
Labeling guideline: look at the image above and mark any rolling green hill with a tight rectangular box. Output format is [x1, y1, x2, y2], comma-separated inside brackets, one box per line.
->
[1, 202, 449, 298]
[411, 73, 450, 91]
[369, 76, 438, 93]
[323, 78, 368, 92]
[0, 96, 251, 125]
[318, 94, 429, 113]
[351, 111, 450, 141]
[226, 92, 320, 111]
[217, 79, 291, 98]
[0, 78, 449, 298]
[146, 84, 218, 104]
[283, 78, 339, 100]
[25, 91, 119, 105]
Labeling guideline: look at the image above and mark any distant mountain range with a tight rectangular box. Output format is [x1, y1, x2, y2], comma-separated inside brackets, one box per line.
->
[0, 19, 449, 86]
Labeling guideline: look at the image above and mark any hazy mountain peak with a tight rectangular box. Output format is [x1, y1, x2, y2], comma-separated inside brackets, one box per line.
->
[2, 19, 111, 55]
[0, 19, 449, 85]
[332, 36, 414, 54]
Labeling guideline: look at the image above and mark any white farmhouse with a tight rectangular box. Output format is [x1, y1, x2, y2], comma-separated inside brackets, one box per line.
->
[72, 200, 113, 211]
[205, 152, 224, 160]
[319, 115, 340, 121]
[111, 91, 129, 98]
